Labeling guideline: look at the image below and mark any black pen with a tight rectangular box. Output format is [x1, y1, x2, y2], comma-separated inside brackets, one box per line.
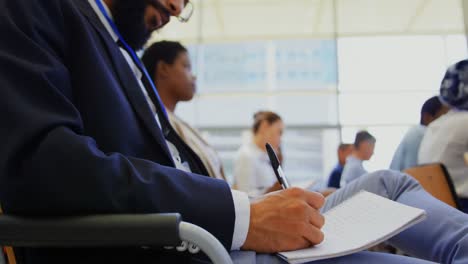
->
[266, 143, 290, 189]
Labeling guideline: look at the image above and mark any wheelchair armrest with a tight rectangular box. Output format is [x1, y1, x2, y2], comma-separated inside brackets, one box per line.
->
[0, 213, 181, 248]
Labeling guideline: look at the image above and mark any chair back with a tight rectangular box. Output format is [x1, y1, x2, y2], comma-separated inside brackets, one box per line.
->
[404, 163, 460, 209]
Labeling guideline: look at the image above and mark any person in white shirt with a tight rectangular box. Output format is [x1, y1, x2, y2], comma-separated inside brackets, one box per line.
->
[233, 111, 283, 196]
[390, 96, 449, 171]
[341, 131, 376, 186]
[419, 59, 468, 213]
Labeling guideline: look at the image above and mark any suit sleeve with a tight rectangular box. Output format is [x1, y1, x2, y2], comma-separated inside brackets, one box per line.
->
[0, 0, 235, 249]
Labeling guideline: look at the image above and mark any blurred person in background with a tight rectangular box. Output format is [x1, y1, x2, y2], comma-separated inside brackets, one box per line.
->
[390, 96, 449, 171]
[419, 60, 468, 213]
[142, 41, 225, 180]
[341, 131, 376, 186]
[233, 111, 283, 196]
[327, 143, 353, 188]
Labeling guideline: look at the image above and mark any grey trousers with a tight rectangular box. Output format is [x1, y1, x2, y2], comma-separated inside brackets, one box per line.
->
[230, 170, 468, 264]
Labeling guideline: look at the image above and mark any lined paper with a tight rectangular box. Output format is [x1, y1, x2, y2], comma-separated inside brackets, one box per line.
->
[278, 191, 426, 264]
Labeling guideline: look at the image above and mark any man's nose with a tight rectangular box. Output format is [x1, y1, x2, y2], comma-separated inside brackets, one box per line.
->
[166, 0, 184, 16]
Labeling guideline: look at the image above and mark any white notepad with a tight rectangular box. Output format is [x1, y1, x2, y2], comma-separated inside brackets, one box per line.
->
[277, 191, 427, 264]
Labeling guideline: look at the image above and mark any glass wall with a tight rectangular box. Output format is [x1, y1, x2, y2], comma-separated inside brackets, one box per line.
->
[178, 40, 340, 186]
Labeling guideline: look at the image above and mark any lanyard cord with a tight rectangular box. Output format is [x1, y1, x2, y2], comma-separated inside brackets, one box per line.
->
[94, 0, 168, 119]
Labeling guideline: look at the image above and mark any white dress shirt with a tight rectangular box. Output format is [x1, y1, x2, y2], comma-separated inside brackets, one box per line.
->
[89, 0, 249, 250]
[419, 110, 468, 198]
[233, 141, 277, 197]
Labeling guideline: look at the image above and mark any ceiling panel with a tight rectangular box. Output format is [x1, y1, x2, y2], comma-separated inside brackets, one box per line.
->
[336, 0, 421, 34]
[410, 0, 464, 33]
[150, 0, 465, 44]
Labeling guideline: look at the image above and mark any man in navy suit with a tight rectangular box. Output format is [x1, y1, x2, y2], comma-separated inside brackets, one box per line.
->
[0, 0, 326, 263]
[1, 0, 468, 264]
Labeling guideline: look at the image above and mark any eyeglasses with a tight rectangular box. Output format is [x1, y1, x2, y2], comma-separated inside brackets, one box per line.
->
[177, 1, 194, 23]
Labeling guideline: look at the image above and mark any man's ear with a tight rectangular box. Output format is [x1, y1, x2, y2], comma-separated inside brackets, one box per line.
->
[257, 120, 269, 134]
[156, 62, 170, 79]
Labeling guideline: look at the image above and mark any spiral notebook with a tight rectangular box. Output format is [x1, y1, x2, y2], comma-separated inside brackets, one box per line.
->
[277, 191, 427, 264]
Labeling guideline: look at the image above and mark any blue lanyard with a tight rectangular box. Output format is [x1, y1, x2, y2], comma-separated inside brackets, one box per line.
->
[95, 0, 168, 119]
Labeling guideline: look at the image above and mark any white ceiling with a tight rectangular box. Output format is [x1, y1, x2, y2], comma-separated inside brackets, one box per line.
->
[150, 0, 466, 44]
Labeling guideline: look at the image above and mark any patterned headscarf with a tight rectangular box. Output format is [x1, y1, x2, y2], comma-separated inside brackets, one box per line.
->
[440, 59, 468, 110]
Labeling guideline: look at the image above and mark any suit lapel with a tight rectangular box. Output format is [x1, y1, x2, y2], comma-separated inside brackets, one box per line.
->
[74, 0, 174, 162]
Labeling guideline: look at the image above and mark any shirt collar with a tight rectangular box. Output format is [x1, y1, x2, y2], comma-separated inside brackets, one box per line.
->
[247, 140, 269, 161]
[347, 156, 362, 163]
[88, 0, 119, 42]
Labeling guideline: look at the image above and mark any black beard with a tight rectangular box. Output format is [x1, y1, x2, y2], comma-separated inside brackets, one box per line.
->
[113, 0, 150, 50]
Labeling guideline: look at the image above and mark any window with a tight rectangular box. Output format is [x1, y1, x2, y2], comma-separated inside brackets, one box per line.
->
[338, 35, 467, 171]
[180, 39, 340, 184]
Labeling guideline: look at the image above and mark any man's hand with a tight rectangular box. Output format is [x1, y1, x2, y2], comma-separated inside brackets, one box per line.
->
[241, 188, 325, 253]
[320, 188, 337, 198]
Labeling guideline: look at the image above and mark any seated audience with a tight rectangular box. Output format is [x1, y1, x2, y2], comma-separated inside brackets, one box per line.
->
[390, 96, 449, 171]
[327, 143, 353, 188]
[419, 59, 468, 213]
[341, 131, 376, 186]
[3, 1, 468, 263]
[142, 41, 225, 180]
[233, 111, 283, 196]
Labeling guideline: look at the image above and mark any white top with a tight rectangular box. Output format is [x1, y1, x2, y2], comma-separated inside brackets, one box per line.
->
[89, 0, 249, 250]
[418, 110, 468, 198]
[233, 141, 277, 197]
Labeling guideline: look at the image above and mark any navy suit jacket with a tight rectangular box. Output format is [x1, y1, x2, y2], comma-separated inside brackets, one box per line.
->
[0, 0, 235, 263]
